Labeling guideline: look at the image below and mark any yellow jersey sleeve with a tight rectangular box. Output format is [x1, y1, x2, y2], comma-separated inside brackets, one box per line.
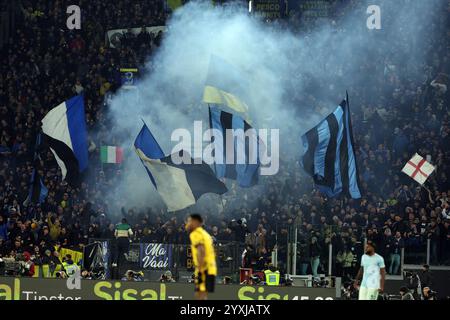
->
[190, 229, 204, 247]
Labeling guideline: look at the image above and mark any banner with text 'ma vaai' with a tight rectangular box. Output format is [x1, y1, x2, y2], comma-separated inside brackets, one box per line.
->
[139, 243, 173, 269]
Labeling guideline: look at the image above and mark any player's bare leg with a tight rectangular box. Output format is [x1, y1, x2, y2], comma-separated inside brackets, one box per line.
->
[195, 291, 208, 300]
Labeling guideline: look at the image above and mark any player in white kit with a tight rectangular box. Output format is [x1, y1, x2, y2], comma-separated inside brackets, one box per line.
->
[354, 240, 386, 300]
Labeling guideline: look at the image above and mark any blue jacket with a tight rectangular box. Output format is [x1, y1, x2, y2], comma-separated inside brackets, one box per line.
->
[393, 133, 409, 155]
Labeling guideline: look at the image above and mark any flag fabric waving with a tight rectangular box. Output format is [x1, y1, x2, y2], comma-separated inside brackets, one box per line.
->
[301, 95, 361, 199]
[41, 95, 88, 186]
[208, 107, 260, 188]
[134, 123, 227, 212]
[134, 122, 165, 188]
[203, 55, 249, 114]
[401, 153, 435, 185]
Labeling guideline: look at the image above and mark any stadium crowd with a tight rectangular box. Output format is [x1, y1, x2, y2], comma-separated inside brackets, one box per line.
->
[0, 0, 449, 283]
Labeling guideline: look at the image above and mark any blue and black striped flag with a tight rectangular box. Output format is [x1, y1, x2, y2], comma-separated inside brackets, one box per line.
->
[208, 107, 260, 188]
[301, 94, 361, 199]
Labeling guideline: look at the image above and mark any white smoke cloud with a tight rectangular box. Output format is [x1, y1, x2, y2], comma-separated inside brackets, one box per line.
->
[103, 0, 444, 215]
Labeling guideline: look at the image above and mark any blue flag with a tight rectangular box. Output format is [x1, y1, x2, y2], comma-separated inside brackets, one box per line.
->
[301, 94, 361, 199]
[134, 122, 227, 212]
[134, 123, 165, 187]
[208, 107, 260, 188]
[41, 95, 88, 186]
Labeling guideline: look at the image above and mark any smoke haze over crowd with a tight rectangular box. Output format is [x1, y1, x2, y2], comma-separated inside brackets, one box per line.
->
[104, 0, 445, 212]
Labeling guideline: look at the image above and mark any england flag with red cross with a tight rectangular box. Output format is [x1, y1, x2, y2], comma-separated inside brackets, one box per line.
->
[401, 153, 435, 185]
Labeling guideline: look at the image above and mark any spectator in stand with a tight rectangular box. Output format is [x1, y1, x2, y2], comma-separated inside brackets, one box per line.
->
[20, 251, 35, 277]
[419, 264, 433, 289]
[242, 244, 255, 269]
[440, 219, 450, 264]
[254, 247, 271, 271]
[336, 246, 354, 281]
[297, 235, 310, 275]
[387, 231, 405, 275]
[426, 220, 440, 264]
[47, 212, 61, 242]
[310, 236, 321, 277]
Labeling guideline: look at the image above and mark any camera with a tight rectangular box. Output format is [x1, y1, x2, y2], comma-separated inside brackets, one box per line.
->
[341, 281, 358, 300]
[403, 271, 416, 278]
[313, 277, 329, 288]
[251, 274, 262, 284]
[160, 271, 175, 283]
[55, 270, 70, 278]
[2, 257, 21, 276]
[125, 270, 144, 281]
[425, 289, 438, 300]
[284, 275, 293, 286]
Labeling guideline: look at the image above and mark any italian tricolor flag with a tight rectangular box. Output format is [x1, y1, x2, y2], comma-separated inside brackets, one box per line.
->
[100, 146, 123, 164]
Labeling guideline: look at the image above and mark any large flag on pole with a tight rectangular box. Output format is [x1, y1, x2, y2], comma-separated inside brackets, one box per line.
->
[203, 55, 249, 114]
[41, 95, 88, 186]
[301, 94, 361, 199]
[401, 153, 435, 185]
[134, 123, 227, 212]
[208, 107, 260, 187]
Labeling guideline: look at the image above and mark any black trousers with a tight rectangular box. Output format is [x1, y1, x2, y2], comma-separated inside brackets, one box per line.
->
[114, 237, 130, 266]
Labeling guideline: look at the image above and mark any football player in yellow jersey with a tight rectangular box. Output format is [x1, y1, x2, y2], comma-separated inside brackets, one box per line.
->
[185, 213, 217, 300]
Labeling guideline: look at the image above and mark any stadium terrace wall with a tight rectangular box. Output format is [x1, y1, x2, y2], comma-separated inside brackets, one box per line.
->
[0, 277, 336, 300]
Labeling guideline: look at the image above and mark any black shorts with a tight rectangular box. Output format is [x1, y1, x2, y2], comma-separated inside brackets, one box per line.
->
[194, 270, 215, 293]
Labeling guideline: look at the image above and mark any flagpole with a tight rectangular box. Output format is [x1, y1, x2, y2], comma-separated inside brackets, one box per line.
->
[421, 184, 431, 193]
[421, 183, 437, 206]
[421, 183, 434, 200]
[100, 143, 104, 173]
